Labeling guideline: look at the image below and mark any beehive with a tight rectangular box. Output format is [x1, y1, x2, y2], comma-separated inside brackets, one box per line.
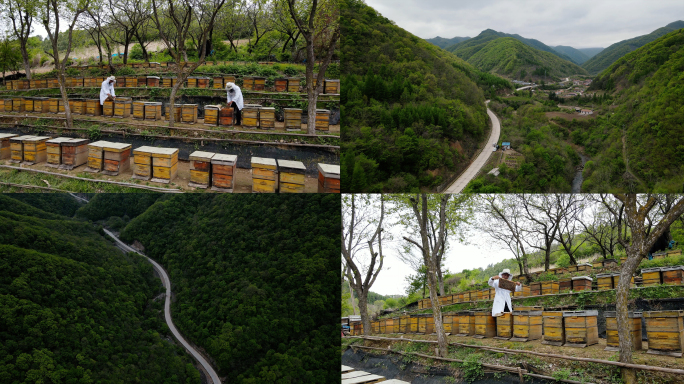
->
[186, 77, 198, 88]
[125, 76, 137, 88]
[424, 315, 435, 334]
[495, 313, 514, 340]
[136, 76, 147, 87]
[253, 77, 265, 91]
[251, 157, 277, 193]
[324, 79, 340, 94]
[372, 320, 379, 334]
[473, 312, 496, 338]
[572, 276, 593, 291]
[223, 75, 237, 86]
[521, 285, 531, 297]
[72, 99, 87, 114]
[144, 102, 162, 121]
[473, 290, 482, 301]
[605, 311, 642, 351]
[481, 288, 490, 301]
[114, 98, 132, 118]
[0, 133, 18, 159]
[132, 146, 155, 180]
[36, 79, 47, 89]
[133, 101, 146, 120]
[149, 62, 160, 68]
[23, 97, 34, 112]
[612, 273, 635, 288]
[59, 138, 89, 170]
[275, 78, 288, 92]
[386, 318, 396, 333]
[315, 109, 330, 131]
[258, 107, 276, 129]
[29, 79, 38, 89]
[72, 77, 84, 87]
[181, 104, 198, 124]
[101, 142, 132, 176]
[204, 105, 221, 126]
[48, 78, 59, 88]
[169, 104, 182, 122]
[242, 76, 255, 91]
[317, 163, 340, 193]
[559, 278, 572, 293]
[542, 311, 565, 346]
[566, 265, 578, 273]
[668, 249, 683, 256]
[84, 99, 102, 116]
[10, 135, 34, 162]
[2, 98, 11, 112]
[603, 259, 618, 267]
[46, 137, 72, 167]
[150, 147, 179, 184]
[284, 108, 302, 131]
[562, 310, 598, 347]
[653, 252, 667, 260]
[511, 310, 543, 342]
[441, 313, 453, 333]
[242, 105, 259, 128]
[103, 99, 115, 116]
[642, 267, 662, 286]
[597, 273, 613, 290]
[529, 282, 541, 296]
[161, 77, 175, 87]
[12, 97, 25, 112]
[277, 159, 306, 193]
[197, 77, 210, 88]
[83, 77, 94, 87]
[21, 136, 49, 165]
[399, 315, 410, 333]
[19, 79, 29, 89]
[219, 106, 234, 126]
[146, 76, 160, 87]
[661, 266, 684, 285]
[85, 141, 112, 172]
[577, 263, 592, 272]
[593, 260, 603, 268]
[188, 151, 215, 189]
[287, 77, 300, 92]
[410, 316, 418, 333]
[644, 310, 684, 357]
[456, 311, 475, 336]
[212, 76, 224, 89]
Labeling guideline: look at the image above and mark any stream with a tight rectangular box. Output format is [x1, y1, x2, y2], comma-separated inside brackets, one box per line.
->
[571, 153, 589, 193]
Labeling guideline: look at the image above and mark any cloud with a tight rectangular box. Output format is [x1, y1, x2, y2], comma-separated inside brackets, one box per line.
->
[365, 0, 684, 48]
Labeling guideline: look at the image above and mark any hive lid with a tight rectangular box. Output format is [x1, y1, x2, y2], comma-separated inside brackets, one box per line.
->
[514, 310, 543, 316]
[133, 145, 158, 155]
[643, 310, 684, 318]
[145, 102, 162, 105]
[641, 267, 663, 272]
[0, 133, 18, 139]
[283, 107, 302, 111]
[577, 263, 593, 267]
[46, 137, 73, 144]
[23, 136, 50, 142]
[326, 79, 340, 83]
[252, 157, 277, 168]
[115, 97, 132, 102]
[103, 142, 132, 151]
[571, 276, 593, 281]
[148, 147, 179, 157]
[88, 140, 112, 148]
[182, 104, 198, 107]
[61, 138, 90, 146]
[211, 153, 237, 163]
[596, 273, 614, 278]
[277, 159, 306, 171]
[660, 265, 684, 271]
[563, 310, 598, 317]
[205, 105, 222, 109]
[243, 104, 261, 109]
[316, 109, 330, 113]
[260, 107, 275, 111]
[317, 163, 340, 178]
[605, 311, 642, 318]
[542, 310, 565, 316]
[189, 151, 215, 161]
[515, 306, 544, 311]
[147, 76, 160, 79]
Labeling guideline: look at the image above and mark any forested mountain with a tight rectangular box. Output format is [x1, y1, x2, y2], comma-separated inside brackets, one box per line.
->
[580, 29, 684, 191]
[75, 194, 163, 222]
[342, 0, 514, 192]
[425, 36, 470, 49]
[582, 20, 684, 74]
[462, 37, 587, 80]
[9, 193, 83, 216]
[117, 195, 340, 383]
[447, 29, 576, 64]
[553, 45, 590, 64]
[0, 195, 201, 383]
[577, 47, 604, 59]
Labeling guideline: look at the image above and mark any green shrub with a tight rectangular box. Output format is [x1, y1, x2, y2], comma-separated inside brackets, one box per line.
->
[130, 44, 144, 60]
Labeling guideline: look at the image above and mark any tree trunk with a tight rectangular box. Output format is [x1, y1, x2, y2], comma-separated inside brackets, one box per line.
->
[140, 41, 149, 62]
[57, 73, 73, 128]
[544, 249, 551, 271]
[349, 280, 357, 316]
[168, 82, 180, 127]
[123, 38, 131, 64]
[437, 267, 445, 296]
[357, 291, 370, 336]
[522, 255, 530, 275]
[20, 41, 31, 80]
[305, 38, 317, 135]
[427, 257, 448, 357]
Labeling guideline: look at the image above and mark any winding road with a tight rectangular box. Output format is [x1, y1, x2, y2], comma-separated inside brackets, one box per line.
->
[103, 228, 221, 384]
[445, 101, 501, 193]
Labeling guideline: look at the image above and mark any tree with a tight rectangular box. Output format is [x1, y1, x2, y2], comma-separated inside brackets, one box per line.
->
[287, 0, 340, 135]
[554, 195, 588, 265]
[0, 35, 22, 83]
[244, 0, 273, 54]
[215, 0, 250, 53]
[519, 194, 564, 271]
[107, 0, 149, 64]
[80, 0, 115, 68]
[341, 194, 387, 336]
[600, 194, 684, 384]
[578, 198, 623, 260]
[3, 0, 37, 79]
[149, 0, 226, 127]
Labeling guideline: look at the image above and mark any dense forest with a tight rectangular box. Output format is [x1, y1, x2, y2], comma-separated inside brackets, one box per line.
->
[582, 20, 684, 75]
[341, 0, 512, 192]
[425, 36, 471, 49]
[8, 193, 82, 216]
[75, 194, 163, 222]
[552, 45, 591, 65]
[0, 195, 202, 384]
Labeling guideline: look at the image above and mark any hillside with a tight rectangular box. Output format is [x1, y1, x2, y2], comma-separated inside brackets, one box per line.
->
[577, 47, 604, 59]
[342, 0, 497, 192]
[582, 20, 684, 74]
[425, 36, 470, 49]
[464, 37, 588, 80]
[581, 29, 684, 191]
[553, 45, 590, 64]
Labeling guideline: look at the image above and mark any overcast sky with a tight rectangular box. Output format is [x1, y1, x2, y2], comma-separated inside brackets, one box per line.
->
[365, 0, 684, 48]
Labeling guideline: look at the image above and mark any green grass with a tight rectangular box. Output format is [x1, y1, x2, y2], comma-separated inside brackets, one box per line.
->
[0, 168, 157, 193]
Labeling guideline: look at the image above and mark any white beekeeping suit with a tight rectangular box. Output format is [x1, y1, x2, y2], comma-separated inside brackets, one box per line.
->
[488, 270, 522, 317]
[225, 82, 244, 110]
[100, 76, 116, 105]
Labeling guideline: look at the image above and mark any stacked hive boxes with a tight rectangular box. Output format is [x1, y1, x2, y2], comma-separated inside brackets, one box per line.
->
[571, 276, 592, 291]
[473, 312, 496, 338]
[46, 137, 73, 167]
[284, 108, 302, 131]
[102, 142, 132, 176]
[188, 151, 214, 189]
[542, 310, 565, 346]
[597, 273, 613, 290]
[325, 79, 340, 94]
[315, 109, 330, 131]
[114, 98, 131, 118]
[317, 163, 340, 193]
[275, 78, 288, 92]
[612, 273, 635, 288]
[204, 105, 221, 126]
[287, 77, 300, 92]
[182, 104, 198, 124]
[456, 311, 475, 336]
[59, 138, 89, 170]
[605, 311, 642, 351]
[495, 313, 513, 340]
[559, 278, 572, 293]
[103, 99, 114, 116]
[0, 133, 18, 159]
[644, 310, 684, 357]
[642, 267, 663, 286]
[253, 77, 266, 91]
[277, 160, 306, 193]
[563, 310, 598, 348]
[212, 76, 224, 89]
[132, 146, 154, 180]
[662, 266, 684, 285]
[147, 76, 160, 87]
[86, 99, 102, 116]
[35, 97, 49, 113]
[251, 157, 277, 193]
[133, 101, 146, 120]
[242, 105, 259, 128]
[86, 141, 111, 172]
[259, 107, 275, 129]
[21, 136, 49, 165]
[219, 106, 234, 126]
[151, 147, 179, 184]
[145, 102, 162, 120]
[511, 309, 543, 342]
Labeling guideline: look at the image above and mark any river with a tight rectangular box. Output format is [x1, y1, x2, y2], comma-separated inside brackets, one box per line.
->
[572, 153, 589, 193]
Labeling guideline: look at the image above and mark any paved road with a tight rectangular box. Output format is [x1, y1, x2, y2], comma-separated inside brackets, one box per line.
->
[103, 228, 221, 384]
[445, 101, 501, 193]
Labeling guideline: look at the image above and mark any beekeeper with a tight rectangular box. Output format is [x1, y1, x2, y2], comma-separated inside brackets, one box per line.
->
[100, 76, 116, 105]
[225, 82, 243, 125]
[488, 268, 522, 317]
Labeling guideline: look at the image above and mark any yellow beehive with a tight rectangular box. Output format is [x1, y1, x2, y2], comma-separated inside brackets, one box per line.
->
[597, 273, 614, 290]
[541, 281, 559, 296]
[20, 136, 49, 165]
[103, 100, 115, 116]
[251, 157, 277, 193]
[612, 273, 635, 288]
[284, 108, 302, 131]
[23, 97, 34, 112]
[132, 146, 155, 180]
[204, 105, 221, 126]
[133, 101, 146, 120]
[114, 98, 132, 118]
[287, 77, 300, 92]
[186, 77, 198, 88]
[10, 135, 35, 162]
[542, 311, 565, 346]
[642, 267, 663, 286]
[86, 99, 102, 116]
[29, 79, 38, 89]
[12, 97, 25, 112]
[275, 78, 288, 92]
[495, 313, 514, 340]
[181, 104, 198, 124]
[197, 77, 210, 89]
[212, 76, 224, 89]
[511, 310, 543, 342]
[242, 105, 259, 128]
[46, 137, 73, 167]
[259, 107, 275, 129]
[150, 147, 179, 183]
[605, 311, 642, 351]
[48, 78, 59, 88]
[85, 140, 112, 172]
[324, 79, 340, 94]
[0, 133, 19, 159]
[223, 75, 237, 86]
[188, 151, 215, 189]
[72, 77, 84, 87]
[242, 76, 255, 91]
[277, 159, 306, 193]
[59, 138, 90, 170]
[315, 109, 330, 131]
[563, 310, 599, 348]
[456, 311, 475, 336]
[473, 312, 496, 338]
[644, 310, 684, 357]
[253, 77, 265, 91]
[144, 102, 162, 121]
[102, 142, 132, 176]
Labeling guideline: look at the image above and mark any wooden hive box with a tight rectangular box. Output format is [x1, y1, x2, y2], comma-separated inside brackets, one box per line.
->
[379, 319, 386, 334]
[605, 311, 642, 351]
[642, 267, 662, 286]
[132, 146, 156, 180]
[259, 107, 276, 129]
[425, 315, 434, 334]
[188, 151, 215, 189]
[284, 108, 302, 131]
[125, 76, 138, 88]
[542, 311, 565, 346]
[371, 320, 379, 334]
[287, 77, 300, 92]
[72, 77, 84, 87]
[114, 98, 132, 118]
[161, 77, 173, 87]
[644, 310, 684, 357]
[559, 278, 573, 293]
[275, 78, 288, 92]
[149, 62, 160, 68]
[103, 99, 115, 116]
[597, 273, 614, 290]
[277, 159, 306, 193]
[36, 79, 47, 89]
[498, 278, 517, 292]
[85, 140, 112, 172]
[385, 318, 394, 333]
[398, 315, 409, 333]
[181, 104, 198, 124]
[480, 288, 490, 301]
[315, 109, 330, 131]
[96, 76, 106, 84]
[59, 138, 89, 170]
[317, 163, 340, 193]
[473, 290, 482, 301]
[653, 252, 667, 260]
[197, 77, 210, 89]
[324, 79, 340, 94]
[204, 105, 221, 126]
[577, 263, 593, 272]
[562, 310, 598, 348]
[84, 99, 101, 116]
[136, 76, 147, 87]
[19, 79, 29, 89]
[46, 137, 73, 167]
[212, 76, 224, 89]
[150, 147, 179, 184]
[511, 310, 543, 342]
[21, 136, 50, 165]
[186, 77, 198, 88]
[133, 101, 146, 120]
[409, 315, 418, 333]
[593, 260, 604, 268]
[495, 313, 514, 340]
[473, 312, 496, 338]
[439, 295, 449, 306]
[442, 313, 453, 333]
[147, 76, 160, 87]
[48, 78, 59, 88]
[253, 77, 265, 91]
[566, 265, 579, 273]
[242, 105, 259, 128]
[0, 133, 18, 159]
[529, 282, 541, 296]
[612, 273, 635, 288]
[571, 276, 593, 291]
[219, 106, 234, 126]
[456, 311, 475, 336]
[603, 259, 618, 267]
[521, 285, 531, 297]
[2, 98, 11, 112]
[223, 75, 237, 85]
[242, 76, 255, 91]
[10, 135, 35, 162]
[72, 99, 86, 114]
[144, 102, 162, 121]
[29, 79, 37, 89]
[23, 97, 34, 112]
[251, 156, 277, 193]
[102, 142, 132, 176]
[12, 97, 25, 112]
[667, 249, 683, 256]
[83, 77, 94, 87]
[661, 266, 684, 285]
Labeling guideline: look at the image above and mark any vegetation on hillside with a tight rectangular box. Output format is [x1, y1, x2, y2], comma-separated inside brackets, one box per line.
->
[75, 194, 163, 222]
[553, 45, 590, 65]
[9, 193, 83, 216]
[425, 36, 470, 49]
